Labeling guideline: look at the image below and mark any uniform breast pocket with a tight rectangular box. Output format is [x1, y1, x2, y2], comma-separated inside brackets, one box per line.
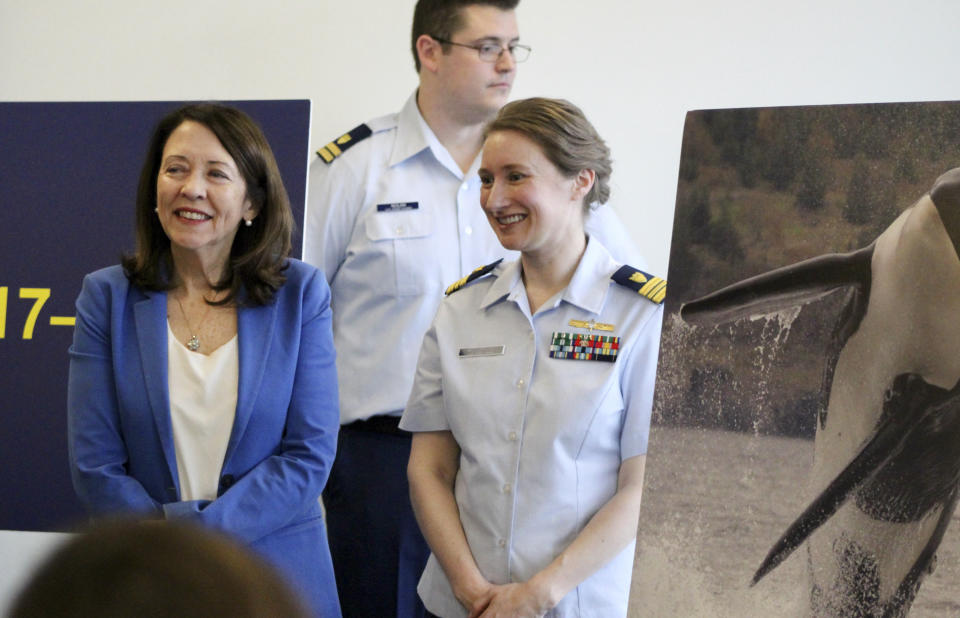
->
[589, 376, 626, 438]
[365, 209, 435, 296]
[546, 358, 625, 457]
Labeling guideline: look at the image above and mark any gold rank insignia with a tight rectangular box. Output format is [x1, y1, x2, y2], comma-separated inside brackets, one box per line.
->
[611, 265, 667, 304]
[569, 319, 615, 332]
[445, 259, 503, 295]
[316, 123, 373, 164]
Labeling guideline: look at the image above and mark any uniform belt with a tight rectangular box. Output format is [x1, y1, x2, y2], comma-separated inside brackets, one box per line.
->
[345, 415, 409, 437]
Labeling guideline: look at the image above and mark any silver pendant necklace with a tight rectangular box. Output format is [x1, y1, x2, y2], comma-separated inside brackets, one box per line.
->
[176, 295, 214, 352]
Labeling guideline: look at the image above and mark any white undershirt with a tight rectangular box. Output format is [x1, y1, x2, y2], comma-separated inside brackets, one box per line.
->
[166, 321, 239, 501]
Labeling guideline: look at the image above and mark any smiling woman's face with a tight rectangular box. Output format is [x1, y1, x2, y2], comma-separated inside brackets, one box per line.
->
[155, 120, 254, 263]
[478, 129, 585, 257]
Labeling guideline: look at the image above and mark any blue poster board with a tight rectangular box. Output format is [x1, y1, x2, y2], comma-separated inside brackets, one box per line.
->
[0, 100, 311, 531]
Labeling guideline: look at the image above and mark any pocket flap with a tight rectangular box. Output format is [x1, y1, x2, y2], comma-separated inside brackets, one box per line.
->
[365, 209, 434, 241]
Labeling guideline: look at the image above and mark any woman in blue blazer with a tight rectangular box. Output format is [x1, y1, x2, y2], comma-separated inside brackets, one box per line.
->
[67, 103, 341, 618]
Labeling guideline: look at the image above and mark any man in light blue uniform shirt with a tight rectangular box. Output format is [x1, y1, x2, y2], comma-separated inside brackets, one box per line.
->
[302, 1, 642, 615]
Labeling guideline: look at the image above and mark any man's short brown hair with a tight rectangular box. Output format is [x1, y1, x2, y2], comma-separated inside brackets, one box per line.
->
[411, 0, 520, 72]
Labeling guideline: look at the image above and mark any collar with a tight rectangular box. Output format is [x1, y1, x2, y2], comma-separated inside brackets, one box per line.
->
[561, 236, 618, 314]
[389, 91, 473, 180]
[479, 236, 618, 314]
[481, 258, 522, 309]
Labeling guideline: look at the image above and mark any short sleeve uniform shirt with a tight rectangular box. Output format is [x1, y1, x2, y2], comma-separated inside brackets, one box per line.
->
[400, 237, 664, 617]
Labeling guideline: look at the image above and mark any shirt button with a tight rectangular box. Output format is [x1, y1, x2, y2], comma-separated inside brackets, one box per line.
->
[498, 539, 507, 548]
[395, 226, 404, 235]
[508, 431, 518, 441]
[516, 378, 524, 388]
[502, 483, 512, 494]
[465, 225, 473, 235]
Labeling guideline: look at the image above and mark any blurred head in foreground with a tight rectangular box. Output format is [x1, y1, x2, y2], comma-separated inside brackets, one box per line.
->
[9, 519, 309, 618]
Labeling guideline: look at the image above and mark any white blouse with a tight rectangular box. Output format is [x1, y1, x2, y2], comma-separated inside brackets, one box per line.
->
[166, 321, 238, 502]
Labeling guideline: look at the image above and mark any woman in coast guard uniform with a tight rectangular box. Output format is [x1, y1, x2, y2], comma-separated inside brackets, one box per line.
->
[400, 98, 665, 617]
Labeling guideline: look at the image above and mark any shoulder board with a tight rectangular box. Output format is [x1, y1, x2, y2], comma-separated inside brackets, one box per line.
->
[316, 123, 373, 164]
[445, 259, 503, 295]
[611, 265, 666, 304]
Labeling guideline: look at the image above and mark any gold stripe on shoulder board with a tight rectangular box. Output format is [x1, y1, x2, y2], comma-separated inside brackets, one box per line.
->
[612, 265, 667, 305]
[445, 259, 503, 295]
[316, 123, 373, 164]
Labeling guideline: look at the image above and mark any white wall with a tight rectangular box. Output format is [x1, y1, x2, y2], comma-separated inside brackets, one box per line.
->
[4, 0, 960, 274]
[3, 0, 960, 607]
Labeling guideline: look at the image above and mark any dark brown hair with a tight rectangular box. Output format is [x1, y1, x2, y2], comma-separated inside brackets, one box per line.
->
[122, 103, 293, 306]
[10, 520, 310, 618]
[484, 97, 612, 210]
[411, 0, 520, 72]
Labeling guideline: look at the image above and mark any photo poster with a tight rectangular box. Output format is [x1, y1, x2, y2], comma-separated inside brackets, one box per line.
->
[0, 100, 310, 532]
[629, 101, 960, 616]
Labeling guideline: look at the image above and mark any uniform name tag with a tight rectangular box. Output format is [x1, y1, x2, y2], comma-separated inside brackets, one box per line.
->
[458, 345, 505, 358]
[377, 201, 419, 212]
[549, 332, 620, 362]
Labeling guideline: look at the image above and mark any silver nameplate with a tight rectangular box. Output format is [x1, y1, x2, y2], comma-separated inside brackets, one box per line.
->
[458, 345, 505, 358]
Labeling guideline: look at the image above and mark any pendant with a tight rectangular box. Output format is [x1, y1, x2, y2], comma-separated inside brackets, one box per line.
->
[187, 335, 200, 352]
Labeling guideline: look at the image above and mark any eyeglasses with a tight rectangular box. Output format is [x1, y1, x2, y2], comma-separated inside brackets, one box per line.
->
[431, 36, 531, 63]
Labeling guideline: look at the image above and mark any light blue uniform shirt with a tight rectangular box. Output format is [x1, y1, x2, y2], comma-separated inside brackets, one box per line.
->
[304, 92, 646, 424]
[400, 238, 664, 617]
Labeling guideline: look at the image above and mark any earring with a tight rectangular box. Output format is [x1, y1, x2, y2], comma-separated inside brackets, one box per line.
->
[244, 219, 253, 227]
[154, 207, 159, 214]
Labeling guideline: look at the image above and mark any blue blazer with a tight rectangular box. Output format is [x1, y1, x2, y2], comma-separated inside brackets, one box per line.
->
[68, 260, 341, 618]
